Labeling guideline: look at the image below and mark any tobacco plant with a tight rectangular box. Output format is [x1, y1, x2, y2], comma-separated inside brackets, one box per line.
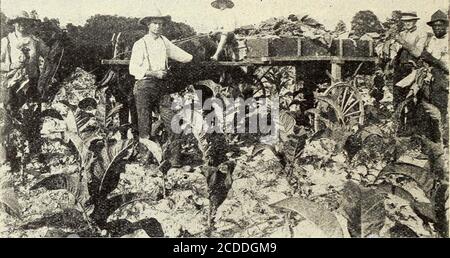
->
[27, 95, 163, 237]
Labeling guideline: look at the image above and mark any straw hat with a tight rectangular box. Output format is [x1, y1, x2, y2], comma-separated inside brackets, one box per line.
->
[139, 7, 171, 26]
[211, 0, 235, 9]
[7, 10, 38, 25]
[400, 12, 420, 21]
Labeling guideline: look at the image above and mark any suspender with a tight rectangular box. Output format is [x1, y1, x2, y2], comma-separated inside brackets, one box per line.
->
[161, 36, 169, 70]
[142, 35, 169, 71]
[5, 35, 12, 71]
[142, 39, 152, 71]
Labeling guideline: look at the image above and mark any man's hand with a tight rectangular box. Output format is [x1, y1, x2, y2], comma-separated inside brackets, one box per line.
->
[394, 34, 407, 46]
[145, 70, 167, 79]
[211, 55, 219, 61]
[394, 35, 422, 57]
[10, 54, 28, 70]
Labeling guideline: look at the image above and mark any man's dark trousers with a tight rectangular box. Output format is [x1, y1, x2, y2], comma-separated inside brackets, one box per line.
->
[133, 78, 183, 166]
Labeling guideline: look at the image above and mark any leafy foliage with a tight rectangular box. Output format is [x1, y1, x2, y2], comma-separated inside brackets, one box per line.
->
[20, 209, 88, 231]
[377, 163, 435, 197]
[382, 10, 404, 34]
[29, 97, 165, 235]
[64, 15, 195, 79]
[340, 181, 388, 237]
[252, 110, 308, 171]
[334, 20, 347, 35]
[0, 12, 10, 38]
[202, 161, 236, 228]
[30, 172, 90, 205]
[351, 10, 384, 37]
[2, 9, 447, 239]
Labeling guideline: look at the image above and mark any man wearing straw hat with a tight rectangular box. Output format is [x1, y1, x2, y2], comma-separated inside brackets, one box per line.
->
[392, 11, 427, 133]
[210, 0, 237, 61]
[0, 10, 49, 164]
[1, 10, 49, 109]
[393, 12, 427, 99]
[129, 6, 193, 166]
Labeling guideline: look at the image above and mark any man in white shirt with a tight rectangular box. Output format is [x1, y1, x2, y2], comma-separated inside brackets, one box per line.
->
[393, 12, 427, 109]
[1, 11, 49, 109]
[210, 0, 237, 61]
[420, 10, 449, 238]
[420, 10, 449, 147]
[1, 10, 49, 163]
[422, 10, 448, 72]
[129, 8, 193, 142]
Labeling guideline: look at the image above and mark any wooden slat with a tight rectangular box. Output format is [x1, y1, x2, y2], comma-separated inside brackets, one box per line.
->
[331, 61, 342, 82]
[200, 60, 266, 66]
[101, 56, 378, 66]
[339, 39, 344, 58]
[245, 56, 377, 63]
[102, 59, 130, 65]
[101, 59, 265, 66]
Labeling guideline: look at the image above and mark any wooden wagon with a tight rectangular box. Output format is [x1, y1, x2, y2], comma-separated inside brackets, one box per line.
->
[101, 37, 379, 130]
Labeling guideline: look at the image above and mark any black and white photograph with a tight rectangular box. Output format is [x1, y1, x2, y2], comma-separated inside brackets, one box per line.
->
[0, 0, 448, 240]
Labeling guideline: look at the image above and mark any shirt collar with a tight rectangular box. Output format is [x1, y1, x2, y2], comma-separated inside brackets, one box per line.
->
[145, 33, 163, 41]
[405, 26, 417, 33]
[433, 34, 448, 41]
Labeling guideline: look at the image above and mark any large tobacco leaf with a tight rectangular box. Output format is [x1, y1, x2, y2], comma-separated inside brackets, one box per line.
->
[89, 139, 136, 199]
[90, 192, 163, 227]
[340, 181, 389, 238]
[377, 162, 435, 197]
[271, 197, 344, 238]
[0, 179, 21, 219]
[31, 172, 90, 206]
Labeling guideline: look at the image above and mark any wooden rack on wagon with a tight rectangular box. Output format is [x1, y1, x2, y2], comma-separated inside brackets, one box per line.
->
[101, 36, 379, 131]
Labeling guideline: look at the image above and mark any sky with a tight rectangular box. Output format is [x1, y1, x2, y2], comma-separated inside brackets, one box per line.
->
[1, 0, 448, 32]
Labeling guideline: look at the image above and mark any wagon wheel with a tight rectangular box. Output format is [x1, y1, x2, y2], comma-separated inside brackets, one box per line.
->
[314, 81, 364, 131]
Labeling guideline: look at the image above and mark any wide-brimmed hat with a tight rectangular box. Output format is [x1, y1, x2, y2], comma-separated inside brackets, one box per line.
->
[400, 12, 420, 21]
[211, 0, 234, 9]
[7, 10, 39, 25]
[427, 10, 449, 26]
[139, 7, 171, 26]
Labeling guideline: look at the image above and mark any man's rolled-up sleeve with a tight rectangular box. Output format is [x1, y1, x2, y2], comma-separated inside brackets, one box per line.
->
[129, 40, 147, 79]
[166, 39, 193, 63]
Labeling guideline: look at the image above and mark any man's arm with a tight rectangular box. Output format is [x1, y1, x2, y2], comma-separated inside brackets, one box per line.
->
[211, 34, 230, 61]
[414, 33, 428, 54]
[211, 13, 236, 60]
[395, 37, 448, 73]
[166, 38, 193, 63]
[420, 50, 449, 74]
[394, 35, 422, 58]
[129, 40, 147, 79]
